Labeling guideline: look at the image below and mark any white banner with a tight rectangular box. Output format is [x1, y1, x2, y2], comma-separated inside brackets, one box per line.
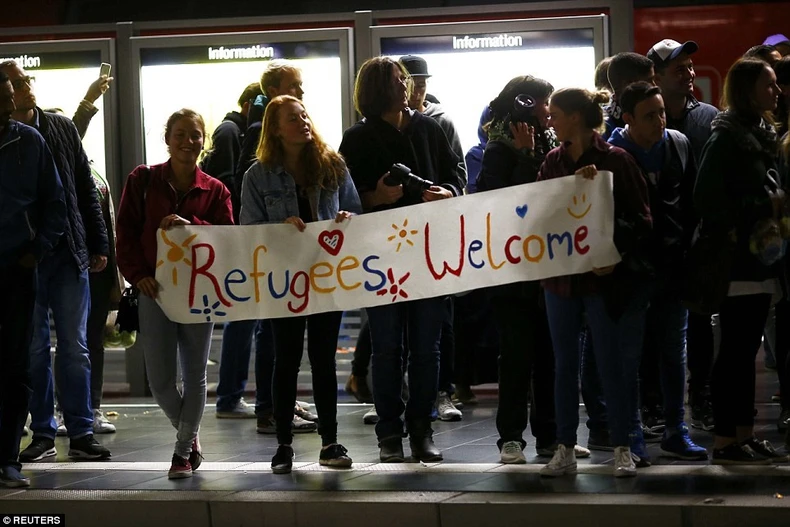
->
[155, 173, 621, 323]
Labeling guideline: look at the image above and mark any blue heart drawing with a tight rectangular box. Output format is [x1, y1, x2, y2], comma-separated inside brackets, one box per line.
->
[515, 205, 528, 218]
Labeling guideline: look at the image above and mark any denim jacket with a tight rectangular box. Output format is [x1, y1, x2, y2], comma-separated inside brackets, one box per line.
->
[240, 162, 362, 225]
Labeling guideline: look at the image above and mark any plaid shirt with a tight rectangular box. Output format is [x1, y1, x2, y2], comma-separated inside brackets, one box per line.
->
[537, 132, 652, 297]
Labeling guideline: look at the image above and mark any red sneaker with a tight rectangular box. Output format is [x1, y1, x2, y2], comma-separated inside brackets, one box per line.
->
[168, 454, 193, 479]
[189, 437, 203, 472]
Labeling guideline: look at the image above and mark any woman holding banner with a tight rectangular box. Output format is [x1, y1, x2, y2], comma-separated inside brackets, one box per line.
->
[535, 88, 653, 478]
[240, 95, 361, 474]
[116, 109, 233, 479]
[339, 57, 465, 463]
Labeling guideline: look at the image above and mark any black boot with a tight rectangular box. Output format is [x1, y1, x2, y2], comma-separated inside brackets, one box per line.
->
[379, 437, 405, 463]
[409, 434, 443, 462]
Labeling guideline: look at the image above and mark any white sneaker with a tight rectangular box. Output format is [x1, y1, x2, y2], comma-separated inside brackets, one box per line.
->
[363, 406, 379, 425]
[93, 409, 116, 434]
[536, 443, 592, 459]
[55, 411, 67, 436]
[500, 441, 526, 464]
[574, 445, 591, 459]
[436, 392, 462, 422]
[292, 414, 317, 434]
[614, 446, 637, 478]
[540, 444, 577, 477]
[216, 398, 256, 419]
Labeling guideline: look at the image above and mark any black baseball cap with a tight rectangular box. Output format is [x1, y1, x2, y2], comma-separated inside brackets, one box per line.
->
[399, 55, 431, 78]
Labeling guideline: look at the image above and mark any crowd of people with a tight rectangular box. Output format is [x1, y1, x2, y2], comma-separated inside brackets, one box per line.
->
[2, 31, 790, 487]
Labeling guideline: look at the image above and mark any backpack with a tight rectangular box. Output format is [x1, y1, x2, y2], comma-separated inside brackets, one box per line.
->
[666, 129, 689, 174]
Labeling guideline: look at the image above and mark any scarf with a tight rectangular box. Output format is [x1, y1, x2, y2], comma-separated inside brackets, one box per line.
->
[710, 110, 778, 155]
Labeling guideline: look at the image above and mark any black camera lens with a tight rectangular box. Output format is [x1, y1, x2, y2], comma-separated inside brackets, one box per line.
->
[384, 163, 433, 195]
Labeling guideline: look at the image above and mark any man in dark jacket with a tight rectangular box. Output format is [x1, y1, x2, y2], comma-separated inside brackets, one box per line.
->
[235, 61, 304, 181]
[0, 60, 111, 462]
[608, 82, 708, 463]
[399, 55, 467, 188]
[604, 52, 656, 140]
[0, 71, 65, 487]
[200, 82, 262, 223]
[647, 38, 720, 431]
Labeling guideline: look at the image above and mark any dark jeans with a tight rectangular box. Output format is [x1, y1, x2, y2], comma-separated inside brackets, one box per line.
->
[687, 311, 715, 397]
[775, 300, 790, 410]
[0, 263, 36, 470]
[368, 297, 444, 440]
[216, 320, 273, 415]
[545, 288, 649, 447]
[712, 294, 772, 438]
[640, 287, 688, 430]
[353, 298, 455, 395]
[86, 266, 114, 410]
[580, 326, 608, 433]
[438, 298, 455, 394]
[351, 319, 371, 378]
[271, 312, 342, 446]
[492, 291, 555, 449]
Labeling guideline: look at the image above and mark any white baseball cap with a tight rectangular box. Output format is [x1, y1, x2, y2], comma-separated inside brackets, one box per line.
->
[647, 39, 699, 69]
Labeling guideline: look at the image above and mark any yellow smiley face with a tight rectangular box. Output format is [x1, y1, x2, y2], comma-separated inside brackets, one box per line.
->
[567, 193, 591, 219]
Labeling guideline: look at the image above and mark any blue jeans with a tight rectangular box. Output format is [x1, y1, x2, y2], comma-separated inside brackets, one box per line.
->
[29, 246, 93, 439]
[545, 289, 647, 447]
[641, 285, 688, 430]
[216, 320, 273, 414]
[367, 297, 445, 440]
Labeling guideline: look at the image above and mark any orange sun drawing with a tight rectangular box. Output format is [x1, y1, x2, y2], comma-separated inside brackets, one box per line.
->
[156, 231, 198, 286]
[387, 218, 419, 252]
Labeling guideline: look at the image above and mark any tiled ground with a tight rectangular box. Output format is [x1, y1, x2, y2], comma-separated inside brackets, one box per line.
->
[12, 381, 790, 495]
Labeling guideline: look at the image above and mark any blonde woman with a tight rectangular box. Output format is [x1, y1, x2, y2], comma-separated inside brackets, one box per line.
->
[240, 95, 361, 474]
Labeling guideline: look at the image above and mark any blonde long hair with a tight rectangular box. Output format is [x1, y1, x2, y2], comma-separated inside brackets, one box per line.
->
[256, 95, 346, 190]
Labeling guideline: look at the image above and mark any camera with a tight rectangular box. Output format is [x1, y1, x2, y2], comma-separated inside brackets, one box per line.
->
[384, 163, 433, 196]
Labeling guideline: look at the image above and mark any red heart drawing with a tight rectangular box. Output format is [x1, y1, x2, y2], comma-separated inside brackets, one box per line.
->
[318, 230, 344, 256]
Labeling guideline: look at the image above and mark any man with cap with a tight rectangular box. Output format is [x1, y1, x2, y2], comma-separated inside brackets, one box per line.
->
[397, 54, 466, 423]
[399, 55, 467, 187]
[647, 39, 719, 435]
[647, 39, 719, 161]
[764, 34, 790, 57]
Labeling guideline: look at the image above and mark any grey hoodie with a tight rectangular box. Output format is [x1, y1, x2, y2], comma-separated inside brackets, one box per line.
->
[423, 101, 467, 187]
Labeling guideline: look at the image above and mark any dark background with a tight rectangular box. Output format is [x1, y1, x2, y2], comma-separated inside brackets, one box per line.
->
[3, 0, 788, 27]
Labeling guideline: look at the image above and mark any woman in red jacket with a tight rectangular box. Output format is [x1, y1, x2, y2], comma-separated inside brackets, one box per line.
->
[116, 109, 233, 479]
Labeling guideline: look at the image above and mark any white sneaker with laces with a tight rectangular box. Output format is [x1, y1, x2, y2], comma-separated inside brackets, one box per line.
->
[93, 409, 116, 434]
[216, 398, 256, 419]
[436, 392, 462, 422]
[500, 441, 526, 464]
[55, 410, 67, 436]
[614, 446, 637, 478]
[292, 414, 317, 433]
[540, 444, 577, 477]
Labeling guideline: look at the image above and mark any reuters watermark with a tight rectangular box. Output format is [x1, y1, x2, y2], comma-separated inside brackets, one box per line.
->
[0, 515, 64, 526]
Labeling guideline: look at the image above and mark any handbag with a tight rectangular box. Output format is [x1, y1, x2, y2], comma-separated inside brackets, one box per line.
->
[682, 222, 737, 315]
[115, 286, 140, 333]
[115, 166, 152, 333]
